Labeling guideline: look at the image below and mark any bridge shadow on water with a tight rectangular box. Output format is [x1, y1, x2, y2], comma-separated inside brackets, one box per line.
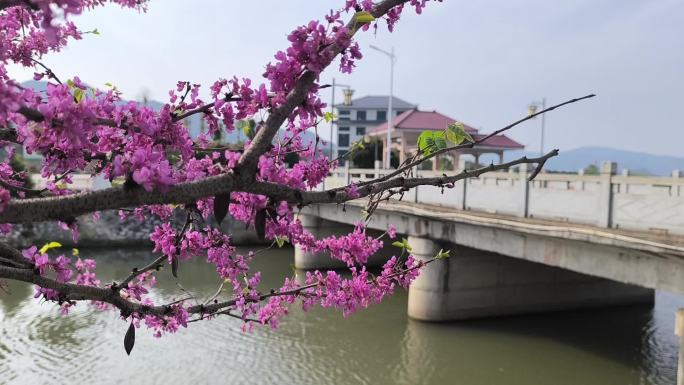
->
[399, 294, 682, 385]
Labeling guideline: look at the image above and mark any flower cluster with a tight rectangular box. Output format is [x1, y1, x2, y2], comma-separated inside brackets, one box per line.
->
[0, 0, 441, 339]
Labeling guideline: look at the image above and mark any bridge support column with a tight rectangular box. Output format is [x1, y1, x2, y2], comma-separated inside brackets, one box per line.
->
[599, 161, 617, 228]
[677, 309, 684, 385]
[294, 214, 350, 270]
[294, 214, 397, 270]
[408, 241, 654, 321]
[407, 236, 447, 320]
[518, 163, 530, 218]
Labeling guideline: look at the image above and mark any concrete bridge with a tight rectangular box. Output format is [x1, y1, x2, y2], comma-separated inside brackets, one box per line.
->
[298, 161, 684, 382]
[301, 160, 684, 319]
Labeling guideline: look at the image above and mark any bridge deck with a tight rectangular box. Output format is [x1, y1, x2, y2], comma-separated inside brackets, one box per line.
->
[306, 199, 684, 293]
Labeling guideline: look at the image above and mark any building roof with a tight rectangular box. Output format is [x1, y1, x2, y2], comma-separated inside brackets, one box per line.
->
[370, 109, 524, 150]
[372, 109, 479, 134]
[335, 95, 416, 110]
[472, 134, 525, 149]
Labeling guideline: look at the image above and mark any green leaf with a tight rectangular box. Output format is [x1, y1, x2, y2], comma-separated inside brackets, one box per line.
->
[111, 178, 125, 187]
[104, 82, 118, 91]
[418, 131, 447, 155]
[354, 11, 375, 23]
[350, 139, 365, 152]
[90, 28, 100, 35]
[433, 131, 447, 151]
[39, 241, 62, 254]
[445, 122, 474, 145]
[392, 238, 413, 252]
[323, 111, 336, 123]
[66, 79, 75, 89]
[73, 88, 84, 103]
[237, 119, 256, 139]
[275, 236, 288, 248]
[435, 249, 451, 260]
[417, 131, 436, 154]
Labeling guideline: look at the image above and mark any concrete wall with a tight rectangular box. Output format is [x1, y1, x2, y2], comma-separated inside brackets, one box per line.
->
[407, 237, 654, 321]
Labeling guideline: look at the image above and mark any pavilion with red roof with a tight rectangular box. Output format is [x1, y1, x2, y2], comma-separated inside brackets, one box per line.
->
[368, 108, 524, 171]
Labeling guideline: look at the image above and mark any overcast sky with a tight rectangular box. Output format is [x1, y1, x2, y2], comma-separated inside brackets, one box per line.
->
[8, 0, 684, 156]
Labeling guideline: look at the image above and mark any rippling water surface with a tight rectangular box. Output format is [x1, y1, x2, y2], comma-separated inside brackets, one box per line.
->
[0, 247, 682, 385]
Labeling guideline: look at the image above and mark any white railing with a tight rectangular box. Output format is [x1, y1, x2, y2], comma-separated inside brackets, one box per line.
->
[30, 174, 111, 191]
[29, 164, 684, 235]
[325, 162, 684, 235]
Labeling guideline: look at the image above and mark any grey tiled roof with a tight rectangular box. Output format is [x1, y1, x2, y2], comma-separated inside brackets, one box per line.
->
[335, 95, 416, 110]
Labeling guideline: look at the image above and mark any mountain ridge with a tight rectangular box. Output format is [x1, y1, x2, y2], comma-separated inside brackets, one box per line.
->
[505, 146, 684, 176]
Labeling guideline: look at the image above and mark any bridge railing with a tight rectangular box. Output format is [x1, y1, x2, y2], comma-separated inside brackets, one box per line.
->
[325, 162, 684, 235]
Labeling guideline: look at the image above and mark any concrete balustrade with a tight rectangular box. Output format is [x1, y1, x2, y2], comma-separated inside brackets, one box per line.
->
[326, 161, 684, 235]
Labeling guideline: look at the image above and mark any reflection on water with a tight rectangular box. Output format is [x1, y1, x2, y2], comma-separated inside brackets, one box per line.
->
[0, 247, 682, 385]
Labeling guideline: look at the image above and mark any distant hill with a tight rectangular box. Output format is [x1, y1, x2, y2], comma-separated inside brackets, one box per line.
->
[504, 146, 684, 176]
[21, 80, 325, 153]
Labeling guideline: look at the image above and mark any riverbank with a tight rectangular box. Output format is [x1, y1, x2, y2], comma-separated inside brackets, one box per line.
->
[8, 210, 266, 248]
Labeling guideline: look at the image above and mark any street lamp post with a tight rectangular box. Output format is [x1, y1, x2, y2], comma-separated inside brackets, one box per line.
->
[369, 44, 396, 169]
[328, 78, 350, 160]
[528, 97, 547, 156]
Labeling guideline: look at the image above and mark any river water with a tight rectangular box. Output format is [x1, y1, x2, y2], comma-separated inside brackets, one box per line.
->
[0, 247, 681, 385]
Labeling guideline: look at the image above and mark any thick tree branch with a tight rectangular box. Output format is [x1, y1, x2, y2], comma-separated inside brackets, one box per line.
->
[0, 128, 17, 142]
[0, 172, 236, 223]
[0, 0, 37, 11]
[0, 146, 558, 224]
[236, 0, 410, 179]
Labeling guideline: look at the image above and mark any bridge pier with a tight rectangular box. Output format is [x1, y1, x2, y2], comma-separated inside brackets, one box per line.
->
[294, 214, 350, 270]
[407, 236, 654, 321]
[677, 309, 684, 385]
[294, 214, 396, 270]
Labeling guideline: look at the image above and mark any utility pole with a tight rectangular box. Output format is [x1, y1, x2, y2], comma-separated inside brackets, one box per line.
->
[329, 77, 335, 160]
[540, 97, 546, 157]
[370, 45, 396, 169]
[328, 78, 351, 161]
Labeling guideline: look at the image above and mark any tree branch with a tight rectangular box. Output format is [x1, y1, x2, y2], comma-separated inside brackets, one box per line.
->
[0, 0, 37, 11]
[0, 145, 558, 224]
[247, 150, 560, 205]
[235, 0, 410, 179]
[0, 172, 236, 223]
[0, 241, 438, 321]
